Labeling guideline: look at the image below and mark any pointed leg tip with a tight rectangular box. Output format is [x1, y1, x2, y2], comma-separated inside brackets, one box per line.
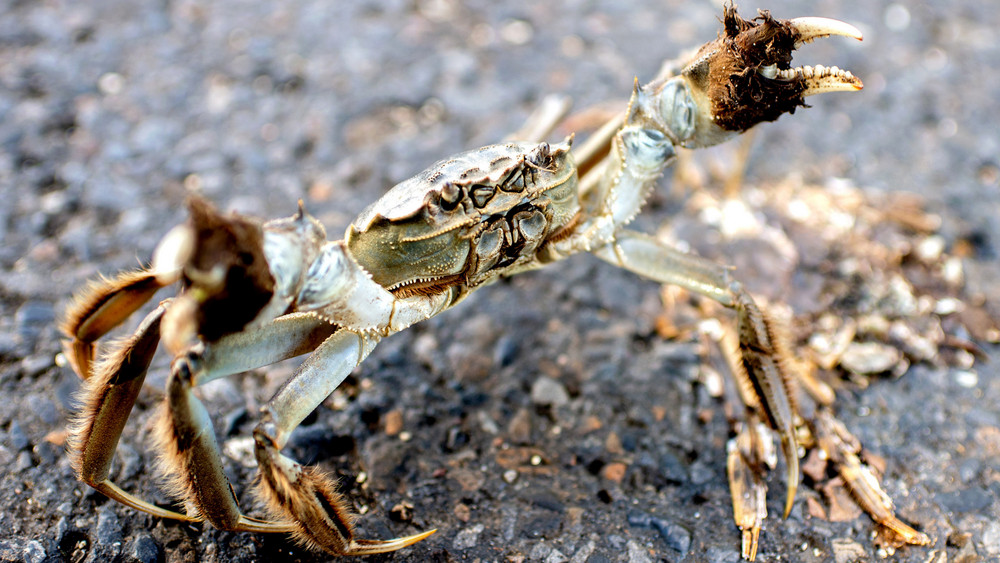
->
[347, 528, 437, 555]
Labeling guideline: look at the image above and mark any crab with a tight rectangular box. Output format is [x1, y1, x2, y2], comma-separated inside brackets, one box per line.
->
[60, 6, 930, 559]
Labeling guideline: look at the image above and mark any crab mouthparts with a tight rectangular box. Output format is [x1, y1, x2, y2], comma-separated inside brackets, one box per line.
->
[759, 16, 864, 96]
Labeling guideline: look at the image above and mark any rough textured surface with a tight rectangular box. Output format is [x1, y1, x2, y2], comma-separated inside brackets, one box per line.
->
[2, 1, 999, 562]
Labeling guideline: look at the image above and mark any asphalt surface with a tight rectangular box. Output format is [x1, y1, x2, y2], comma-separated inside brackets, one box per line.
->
[1, 1, 999, 562]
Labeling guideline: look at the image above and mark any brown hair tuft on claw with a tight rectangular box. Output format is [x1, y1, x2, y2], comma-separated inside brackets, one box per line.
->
[686, 4, 808, 133]
[180, 196, 276, 342]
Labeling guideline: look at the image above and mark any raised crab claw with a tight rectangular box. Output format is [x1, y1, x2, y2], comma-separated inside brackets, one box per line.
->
[60, 6, 929, 560]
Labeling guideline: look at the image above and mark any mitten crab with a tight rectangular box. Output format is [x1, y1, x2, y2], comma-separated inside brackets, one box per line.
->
[60, 7, 930, 560]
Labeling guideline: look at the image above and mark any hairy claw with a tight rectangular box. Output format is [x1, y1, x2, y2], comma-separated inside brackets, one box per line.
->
[675, 6, 862, 146]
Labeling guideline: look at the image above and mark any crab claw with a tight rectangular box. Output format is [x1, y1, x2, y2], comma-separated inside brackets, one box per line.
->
[781, 17, 864, 96]
[669, 6, 863, 148]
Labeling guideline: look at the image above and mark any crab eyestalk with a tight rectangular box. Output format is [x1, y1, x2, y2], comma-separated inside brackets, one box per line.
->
[666, 6, 862, 148]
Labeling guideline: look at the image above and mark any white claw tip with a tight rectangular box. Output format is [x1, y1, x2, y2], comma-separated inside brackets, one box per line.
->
[789, 16, 864, 46]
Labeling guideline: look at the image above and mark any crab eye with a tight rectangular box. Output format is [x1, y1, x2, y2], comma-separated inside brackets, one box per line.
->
[658, 78, 696, 142]
[439, 182, 463, 211]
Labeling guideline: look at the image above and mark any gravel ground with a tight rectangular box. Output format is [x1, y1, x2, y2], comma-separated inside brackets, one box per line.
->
[2, 1, 999, 562]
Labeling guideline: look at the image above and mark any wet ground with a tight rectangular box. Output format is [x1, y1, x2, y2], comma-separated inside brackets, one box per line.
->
[1, 0, 999, 562]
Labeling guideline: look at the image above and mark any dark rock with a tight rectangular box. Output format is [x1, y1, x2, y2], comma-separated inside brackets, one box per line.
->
[94, 506, 123, 546]
[8, 420, 29, 451]
[494, 336, 519, 367]
[15, 301, 55, 348]
[628, 511, 691, 554]
[125, 535, 161, 563]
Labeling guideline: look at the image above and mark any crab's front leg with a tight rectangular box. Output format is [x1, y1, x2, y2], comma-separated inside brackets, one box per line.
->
[552, 7, 866, 559]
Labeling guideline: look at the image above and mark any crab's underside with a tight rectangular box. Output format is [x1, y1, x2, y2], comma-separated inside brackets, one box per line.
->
[61, 6, 933, 560]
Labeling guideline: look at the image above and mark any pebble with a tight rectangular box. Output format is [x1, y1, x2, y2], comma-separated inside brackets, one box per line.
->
[23, 540, 45, 563]
[8, 421, 29, 451]
[14, 301, 55, 348]
[982, 521, 1000, 556]
[569, 540, 595, 563]
[15, 451, 33, 472]
[831, 538, 868, 563]
[627, 511, 691, 554]
[530, 376, 569, 407]
[126, 534, 160, 563]
[839, 341, 902, 375]
[452, 523, 485, 550]
[95, 506, 123, 546]
[626, 540, 653, 563]
[494, 336, 519, 367]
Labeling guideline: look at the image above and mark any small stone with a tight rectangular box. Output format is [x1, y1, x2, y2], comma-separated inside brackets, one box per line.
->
[503, 469, 519, 483]
[20, 354, 54, 376]
[806, 496, 827, 520]
[383, 409, 404, 436]
[839, 342, 902, 375]
[652, 519, 691, 554]
[569, 540, 596, 563]
[601, 461, 627, 483]
[543, 548, 567, 563]
[452, 523, 485, 550]
[452, 468, 485, 492]
[494, 336, 518, 367]
[507, 408, 532, 444]
[529, 542, 552, 560]
[821, 478, 863, 522]
[802, 449, 829, 483]
[831, 538, 868, 563]
[15, 451, 33, 471]
[453, 502, 470, 522]
[23, 540, 45, 563]
[95, 506, 123, 546]
[126, 535, 160, 563]
[954, 370, 978, 388]
[605, 431, 624, 455]
[982, 521, 1000, 556]
[531, 376, 569, 407]
[15, 301, 55, 347]
[626, 540, 654, 563]
[8, 421, 29, 451]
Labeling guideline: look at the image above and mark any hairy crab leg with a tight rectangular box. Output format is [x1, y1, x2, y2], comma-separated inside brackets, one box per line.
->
[812, 411, 931, 546]
[68, 300, 195, 521]
[592, 231, 801, 516]
[251, 329, 437, 555]
[61, 269, 176, 380]
[151, 312, 337, 533]
[727, 416, 774, 562]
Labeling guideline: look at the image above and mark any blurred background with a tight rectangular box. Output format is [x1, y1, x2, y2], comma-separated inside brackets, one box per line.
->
[1, 1, 998, 561]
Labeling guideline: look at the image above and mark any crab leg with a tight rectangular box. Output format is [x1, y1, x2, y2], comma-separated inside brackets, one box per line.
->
[251, 329, 437, 555]
[149, 312, 337, 531]
[61, 269, 175, 380]
[593, 231, 800, 516]
[68, 300, 194, 521]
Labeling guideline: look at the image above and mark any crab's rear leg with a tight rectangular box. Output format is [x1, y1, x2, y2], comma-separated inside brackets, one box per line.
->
[593, 231, 801, 516]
